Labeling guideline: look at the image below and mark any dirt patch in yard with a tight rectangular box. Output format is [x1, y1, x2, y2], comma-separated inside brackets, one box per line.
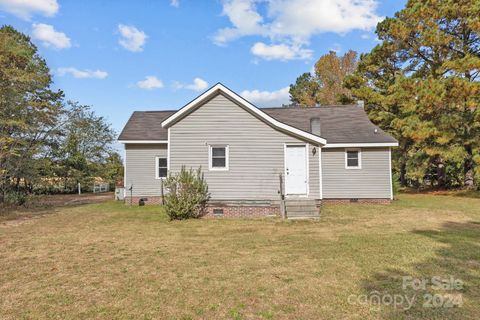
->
[0, 192, 114, 227]
[33, 192, 114, 206]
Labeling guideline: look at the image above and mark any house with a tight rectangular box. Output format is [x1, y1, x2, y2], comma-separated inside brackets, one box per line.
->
[118, 83, 398, 217]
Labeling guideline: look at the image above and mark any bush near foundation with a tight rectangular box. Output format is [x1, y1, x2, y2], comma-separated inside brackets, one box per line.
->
[163, 167, 210, 220]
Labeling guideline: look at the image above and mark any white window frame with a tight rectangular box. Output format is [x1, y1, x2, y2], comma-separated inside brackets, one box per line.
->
[155, 156, 168, 179]
[345, 148, 362, 169]
[209, 145, 229, 171]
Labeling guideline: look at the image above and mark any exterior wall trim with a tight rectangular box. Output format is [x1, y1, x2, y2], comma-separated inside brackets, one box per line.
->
[306, 144, 310, 196]
[324, 142, 398, 148]
[161, 83, 327, 145]
[123, 148, 127, 197]
[119, 140, 168, 144]
[167, 128, 171, 175]
[323, 198, 391, 204]
[318, 146, 323, 199]
[389, 147, 393, 200]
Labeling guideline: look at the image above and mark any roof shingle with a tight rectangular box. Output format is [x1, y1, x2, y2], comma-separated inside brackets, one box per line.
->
[262, 106, 397, 144]
[118, 105, 397, 144]
[118, 110, 175, 141]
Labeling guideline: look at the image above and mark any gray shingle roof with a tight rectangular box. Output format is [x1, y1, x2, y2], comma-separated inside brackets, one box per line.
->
[118, 105, 397, 144]
[262, 106, 397, 144]
[118, 111, 175, 141]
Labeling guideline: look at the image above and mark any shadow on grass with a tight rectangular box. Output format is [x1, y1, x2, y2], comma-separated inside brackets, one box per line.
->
[400, 189, 480, 199]
[451, 190, 480, 199]
[359, 221, 480, 319]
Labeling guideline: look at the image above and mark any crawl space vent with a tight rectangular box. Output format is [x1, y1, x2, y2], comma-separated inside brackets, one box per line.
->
[213, 209, 224, 216]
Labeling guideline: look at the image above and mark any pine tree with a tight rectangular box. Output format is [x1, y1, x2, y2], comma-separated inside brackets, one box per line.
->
[0, 25, 64, 201]
[346, 0, 480, 189]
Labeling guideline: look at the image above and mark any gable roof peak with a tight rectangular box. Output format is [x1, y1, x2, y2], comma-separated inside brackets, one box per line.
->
[161, 82, 327, 145]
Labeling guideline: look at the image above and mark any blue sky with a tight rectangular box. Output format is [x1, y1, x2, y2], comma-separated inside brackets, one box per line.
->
[0, 0, 406, 140]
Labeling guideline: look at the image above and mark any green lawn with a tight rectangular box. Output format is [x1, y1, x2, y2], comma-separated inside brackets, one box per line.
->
[1, 194, 479, 319]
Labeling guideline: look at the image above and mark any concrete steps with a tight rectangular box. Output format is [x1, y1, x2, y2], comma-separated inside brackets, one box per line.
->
[285, 199, 320, 219]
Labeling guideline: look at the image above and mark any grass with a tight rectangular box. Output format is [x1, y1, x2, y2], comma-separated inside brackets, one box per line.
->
[0, 193, 479, 319]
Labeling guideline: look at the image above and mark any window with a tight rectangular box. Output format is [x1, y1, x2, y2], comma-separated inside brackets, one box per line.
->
[156, 157, 168, 178]
[209, 145, 229, 170]
[345, 149, 361, 169]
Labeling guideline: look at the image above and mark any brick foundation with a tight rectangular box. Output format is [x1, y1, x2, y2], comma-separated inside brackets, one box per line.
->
[205, 204, 279, 218]
[322, 198, 392, 205]
[125, 196, 163, 205]
[124, 197, 280, 218]
[126, 196, 390, 212]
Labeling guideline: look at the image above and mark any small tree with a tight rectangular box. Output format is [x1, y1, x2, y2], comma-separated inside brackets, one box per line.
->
[163, 167, 210, 220]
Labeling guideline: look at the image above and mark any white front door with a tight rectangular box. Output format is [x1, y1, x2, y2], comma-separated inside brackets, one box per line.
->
[285, 145, 308, 195]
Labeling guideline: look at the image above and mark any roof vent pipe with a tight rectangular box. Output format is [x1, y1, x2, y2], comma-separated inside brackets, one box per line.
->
[310, 118, 321, 136]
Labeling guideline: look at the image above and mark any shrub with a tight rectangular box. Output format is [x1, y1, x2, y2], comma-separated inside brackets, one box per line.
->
[163, 166, 210, 220]
[3, 191, 29, 207]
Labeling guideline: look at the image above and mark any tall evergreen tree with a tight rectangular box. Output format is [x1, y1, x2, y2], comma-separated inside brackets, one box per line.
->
[0, 25, 64, 201]
[346, 0, 480, 188]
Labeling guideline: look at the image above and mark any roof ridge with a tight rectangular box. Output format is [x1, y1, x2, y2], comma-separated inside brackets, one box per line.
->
[261, 104, 360, 110]
[132, 105, 361, 113]
[134, 110, 177, 113]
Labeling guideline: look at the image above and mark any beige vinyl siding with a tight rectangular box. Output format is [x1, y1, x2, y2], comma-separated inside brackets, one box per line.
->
[322, 147, 391, 199]
[169, 93, 320, 201]
[125, 144, 167, 196]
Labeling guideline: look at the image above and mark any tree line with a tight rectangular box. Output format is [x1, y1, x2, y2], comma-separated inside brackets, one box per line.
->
[0, 26, 122, 206]
[289, 0, 480, 190]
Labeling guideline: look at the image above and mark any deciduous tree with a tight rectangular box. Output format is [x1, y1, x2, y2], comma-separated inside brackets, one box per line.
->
[289, 50, 358, 106]
[53, 102, 118, 191]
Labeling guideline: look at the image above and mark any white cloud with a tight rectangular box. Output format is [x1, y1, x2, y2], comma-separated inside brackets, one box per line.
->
[32, 23, 71, 49]
[57, 67, 108, 79]
[174, 78, 209, 92]
[186, 78, 209, 91]
[214, 0, 383, 60]
[170, 0, 179, 7]
[213, 0, 266, 45]
[251, 42, 312, 61]
[215, 0, 382, 44]
[240, 86, 290, 106]
[268, 0, 381, 39]
[136, 76, 164, 90]
[0, 0, 59, 20]
[118, 24, 148, 52]
[361, 33, 370, 39]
